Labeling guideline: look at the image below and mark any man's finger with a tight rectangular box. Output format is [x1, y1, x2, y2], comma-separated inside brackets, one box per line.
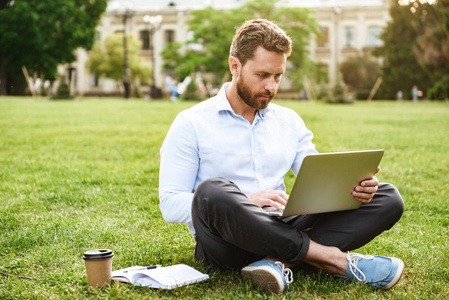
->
[355, 186, 378, 194]
[361, 177, 379, 187]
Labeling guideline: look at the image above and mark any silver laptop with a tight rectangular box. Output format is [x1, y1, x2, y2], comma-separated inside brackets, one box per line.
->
[265, 150, 384, 217]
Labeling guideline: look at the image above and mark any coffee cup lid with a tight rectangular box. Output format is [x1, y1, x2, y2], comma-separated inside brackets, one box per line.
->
[83, 249, 114, 261]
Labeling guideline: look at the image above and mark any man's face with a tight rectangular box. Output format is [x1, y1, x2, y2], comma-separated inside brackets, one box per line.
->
[236, 46, 286, 110]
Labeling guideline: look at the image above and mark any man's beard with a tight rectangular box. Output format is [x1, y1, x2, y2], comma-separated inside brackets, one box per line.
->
[236, 75, 276, 110]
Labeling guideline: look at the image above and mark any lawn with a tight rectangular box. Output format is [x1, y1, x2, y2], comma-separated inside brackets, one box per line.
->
[0, 97, 448, 299]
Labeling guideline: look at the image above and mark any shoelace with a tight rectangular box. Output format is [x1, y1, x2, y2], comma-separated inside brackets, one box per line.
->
[275, 261, 294, 284]
[346, 252, 374, 282]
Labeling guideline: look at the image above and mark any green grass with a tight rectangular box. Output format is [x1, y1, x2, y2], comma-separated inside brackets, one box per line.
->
[0, 96, 448, 299]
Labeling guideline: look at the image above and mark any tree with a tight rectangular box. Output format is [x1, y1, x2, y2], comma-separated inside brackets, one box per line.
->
[52, 75, 73, 100]
[161, 42, 208, 81]
[340, 50, 381, 99]
[253, 1, 320, 89]
[187, 6, 248, 80]
[86, 33, 152, 96]
[162, 0, 319, 91]
[413, 0, 449, 100]
[375, 0, 434, 100]
[0, 0, 108, 95]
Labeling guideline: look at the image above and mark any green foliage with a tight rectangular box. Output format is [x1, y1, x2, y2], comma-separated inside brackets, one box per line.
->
[310, 61, 329, 85]
[162, 0, 319, 91]
[1, 69, 27, 95]
[0, 0, 108, 80]
[161, 42, 204, 81]
[52, 76, 73, 100]
[187, 6, 246, 77]
[328, 80, 352, 104]
[340, 50, 380, 100]
[1, 97, 449, 298]
[182, 78, 200, 101]
[376, 0, 445, 100]
[318, 80, 352, 104]
[86, 33, 152, 83]
[264, 3, 320, 90]
[413, 0, 449, 100]
[86, 33, 152, 94]
[427, 75, 449, 100]
[316, 83, 332, 102]
[161, 42, 183, 76]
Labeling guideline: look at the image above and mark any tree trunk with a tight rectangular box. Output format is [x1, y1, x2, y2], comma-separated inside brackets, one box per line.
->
[21, 65, 36, 97]
[0, 54, 7, 95]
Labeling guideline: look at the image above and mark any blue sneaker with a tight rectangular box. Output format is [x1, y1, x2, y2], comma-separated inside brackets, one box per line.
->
[345, 253, 404, 289]
[241, 259, 293, 294]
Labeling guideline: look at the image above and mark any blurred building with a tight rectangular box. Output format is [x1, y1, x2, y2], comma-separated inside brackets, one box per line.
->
[71, 0, 391, 97]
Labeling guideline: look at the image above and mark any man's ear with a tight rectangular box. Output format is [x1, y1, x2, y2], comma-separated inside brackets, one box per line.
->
[229, 56, 241, 77]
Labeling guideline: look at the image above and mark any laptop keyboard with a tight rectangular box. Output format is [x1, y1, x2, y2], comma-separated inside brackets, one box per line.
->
[262, 206, 283, 216]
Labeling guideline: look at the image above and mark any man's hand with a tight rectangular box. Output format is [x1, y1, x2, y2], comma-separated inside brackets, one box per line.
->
[352, 166, 380, 204]
[246, 189, 288, 210]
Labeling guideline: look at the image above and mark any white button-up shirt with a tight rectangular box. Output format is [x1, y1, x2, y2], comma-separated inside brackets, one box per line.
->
[159, 83, 317, 236]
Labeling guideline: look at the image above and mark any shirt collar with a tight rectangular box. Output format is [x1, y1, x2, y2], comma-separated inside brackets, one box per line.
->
[215, 82, 274, 117]
[215, 82, 234, 113]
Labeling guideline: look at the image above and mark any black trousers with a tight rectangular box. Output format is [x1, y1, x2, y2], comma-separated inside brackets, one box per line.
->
[192, 177, 404, 270]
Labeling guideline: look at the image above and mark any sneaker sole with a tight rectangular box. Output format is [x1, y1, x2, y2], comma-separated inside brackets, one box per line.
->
[384, 258, 405, 289]
[241, 266, 284, 294]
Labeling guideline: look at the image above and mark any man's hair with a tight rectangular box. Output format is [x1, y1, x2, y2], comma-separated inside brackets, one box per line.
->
[230, 19, 292, 65]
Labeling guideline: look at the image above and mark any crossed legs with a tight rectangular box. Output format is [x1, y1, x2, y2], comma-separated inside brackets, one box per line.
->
[192, 177, 404, 272]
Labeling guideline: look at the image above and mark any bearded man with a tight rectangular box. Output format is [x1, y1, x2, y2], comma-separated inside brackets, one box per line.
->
[159, 19, 404, 294]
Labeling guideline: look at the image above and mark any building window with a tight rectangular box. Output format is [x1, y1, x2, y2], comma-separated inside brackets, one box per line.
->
[165, 29, 175, 44]
[140, 30, 150, 50]
[343, 26, 356, 48]
[367, 26, 382, 47]
[90, 74, 100, 87]
[317, 26, 329, 48]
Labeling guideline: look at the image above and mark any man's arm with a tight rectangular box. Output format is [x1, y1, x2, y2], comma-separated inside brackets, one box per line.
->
[159, 114, 199, 224]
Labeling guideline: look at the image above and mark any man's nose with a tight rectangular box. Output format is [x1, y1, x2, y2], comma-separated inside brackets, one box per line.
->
[265, 77, 277, 93]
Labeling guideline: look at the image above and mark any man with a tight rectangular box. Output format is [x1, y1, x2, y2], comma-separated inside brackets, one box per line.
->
[159, 19, 404, 294]
[164, 73, 178, 101]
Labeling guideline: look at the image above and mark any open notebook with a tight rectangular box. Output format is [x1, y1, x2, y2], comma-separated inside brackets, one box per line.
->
[111, 264, 209, 289]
